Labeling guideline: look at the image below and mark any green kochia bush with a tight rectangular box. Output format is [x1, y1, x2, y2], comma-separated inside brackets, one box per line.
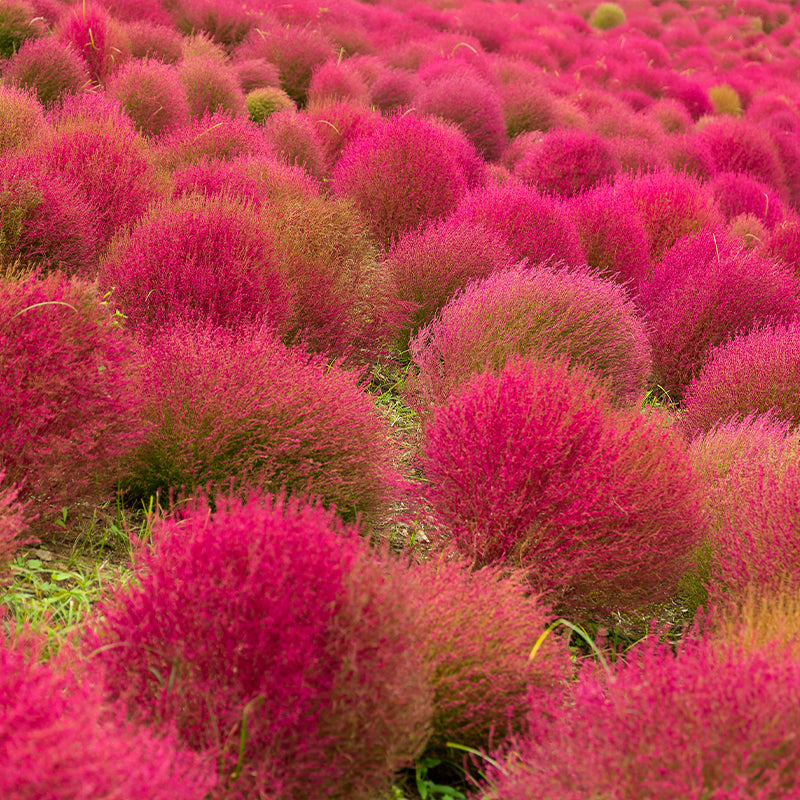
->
[122, 322, 399, 522]
[84, 492, 433, 800]
[407, 263, 652, 412]
[418, 358, 702, 616]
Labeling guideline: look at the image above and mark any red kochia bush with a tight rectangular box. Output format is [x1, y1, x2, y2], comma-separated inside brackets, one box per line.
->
[684, 321, 800, 434]
[0, 474, 29, 579]
[639, 230, 800, 400]
[408, 263, 651, 411]
[0, 84, 45, 153]
[418, 358, 701, 615]
[415, 72, 507, 161]
[121, 323, 398, 522]
[2, 37, 90, 107]
[106, 58, 190, 137]
[446, 181, 585, 267]
[98, 194, 292, 336]
[0, 273, 144, 529]
[710, 171, 787, 229]
[179, 55, 248, 119]
[411, 557, 570, 756]
[84, 493, 432, 800]
[0, 634, 215, 800]
[514, 129, 619, 198]
[0, 152, 98, 275]
[332, 114, 480, 248]
[764, 217, 800, 276]
[481, 638, 800, 800]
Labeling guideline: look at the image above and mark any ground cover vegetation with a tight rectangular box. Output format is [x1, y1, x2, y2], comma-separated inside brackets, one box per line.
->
[4, 0, 800, 797]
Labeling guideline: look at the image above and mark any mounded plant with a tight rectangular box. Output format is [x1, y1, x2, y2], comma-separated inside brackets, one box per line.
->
[246, 86, 293, 125]
[83, 492, 433, 799]
[0, 0, 47, 58]
[121, 322, 399, 522]
[589, 2, 626, 30]
[0, 84, 45, 153]
[179, 55, 247, 119]
[710, 171, 787, 229]
[407, 263, 651, 411]
[0, 272, 145, 530]
[417, 357, 702, 616]
[0, 473, 29, 580]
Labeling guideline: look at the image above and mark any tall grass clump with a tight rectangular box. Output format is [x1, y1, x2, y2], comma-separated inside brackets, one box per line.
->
[410, 557, 570, 757]
[684, 321, 800, 433]
[478, 637, 800, 800]
[0, 633, 216, 799]
[0, 272, 145, 531]
[2, 38, 90, 107]
[332, 115, 481, 249]
[0, 152, 98, 275]
[106, 58, 190, 137]
[417, 358, 702, 616]
[98, 193, 292, 336]
[446, 181, 585, 267]
[639, 230, 800, 400]
[83, 492, 432, 799]
[407, 263, 651, 411]
[121, 322, 398, 522]
[386, 216, 515, 353]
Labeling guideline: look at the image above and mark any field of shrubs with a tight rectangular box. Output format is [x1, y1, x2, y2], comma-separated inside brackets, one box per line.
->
[4, 0, 800, 796]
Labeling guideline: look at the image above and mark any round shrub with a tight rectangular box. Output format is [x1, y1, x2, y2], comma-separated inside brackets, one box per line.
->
[417, 358, 702, 615]
[764, 216, 800, 276]
[728, 212, 768, 250]
[2, 37, 90, 107]
[639, 230, 800, 401]
[307, 60, 369, 106]
[124, 20, 183, 62]
[306, 100, 382, 171]
[416, 73, 507, 162]
[0, 272, 145, 530]
[246, 85, 293, 124]
[179, 55, 247, 119]
[0, 84, 45, 153]
[121, 323, 399, 521]
[613, 170, 723, 260]
[684, 321, 800, 434]
[709, 83, 743, 116]
[514, 129, 619, 198]
[710, 171, 787, 229]
[590, 2, 626, 30]
[446, 181, 586, 268]
[106, 58, 190, 137]
[0, 152, 98, 275]
[696, 115, 788, 198]
[54, 1, 127, 84]
[170, 0, 256, 49]
[411, 557, 570, 757]
[233, 57, 281, 93]
[499, 80, 561, 139]
[480, 638, 800, 800]
[369, 67, 420, 112]
[261, 108, 327, 180]
[407, 262, 651, 411]
[386, 216, 515, 352]
[0, 0, 46, 58]
[0, 634, 215, 800]
[153, 111, 272, 169]
[98, 193, 293, 336]
[331, 114, 478, 248]
[25, 118, 163, 248]
[83, 492, 432, 800]
[568, 183, 652, 286]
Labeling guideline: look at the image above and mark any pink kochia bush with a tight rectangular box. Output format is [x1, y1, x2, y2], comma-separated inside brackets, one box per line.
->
[411, 557, 570, 756]
[417, 358, 702, 615]
[684, 321, 800, 434]
[446, 181, 585, 267]
[121, 322, 398, 522]
[0, 633, 215, 800]
[0, 474, 29, 579]
[83, 493, 432, 800]
[639, 230, 800, 400]
[514, 129, 619, 198]
[481, 638, 800, 800]
[408, 263, 651, 411]
[710, 171, 787, 229]
[98, 194, 292, 336]
[0, 273, 144, 530]
[331, 114, 482, 248]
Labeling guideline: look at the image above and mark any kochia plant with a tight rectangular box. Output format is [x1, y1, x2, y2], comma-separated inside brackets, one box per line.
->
[0, 84, 45, 153]
[407, 263, 651, 411]
[639, 230, 800, 400]
[0, 0, 47, 58]
[417, 358, 702, 616]
[710, 171, 787, 229]
[479, 637, 800, 800]
[0, 634, 215, 800]
[0, 272, 145, 530]
[0, 473, 29, 580]
[178, 55, 248, 119]
[84, 492, 432, 800]
[121, 322, 398, 522]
